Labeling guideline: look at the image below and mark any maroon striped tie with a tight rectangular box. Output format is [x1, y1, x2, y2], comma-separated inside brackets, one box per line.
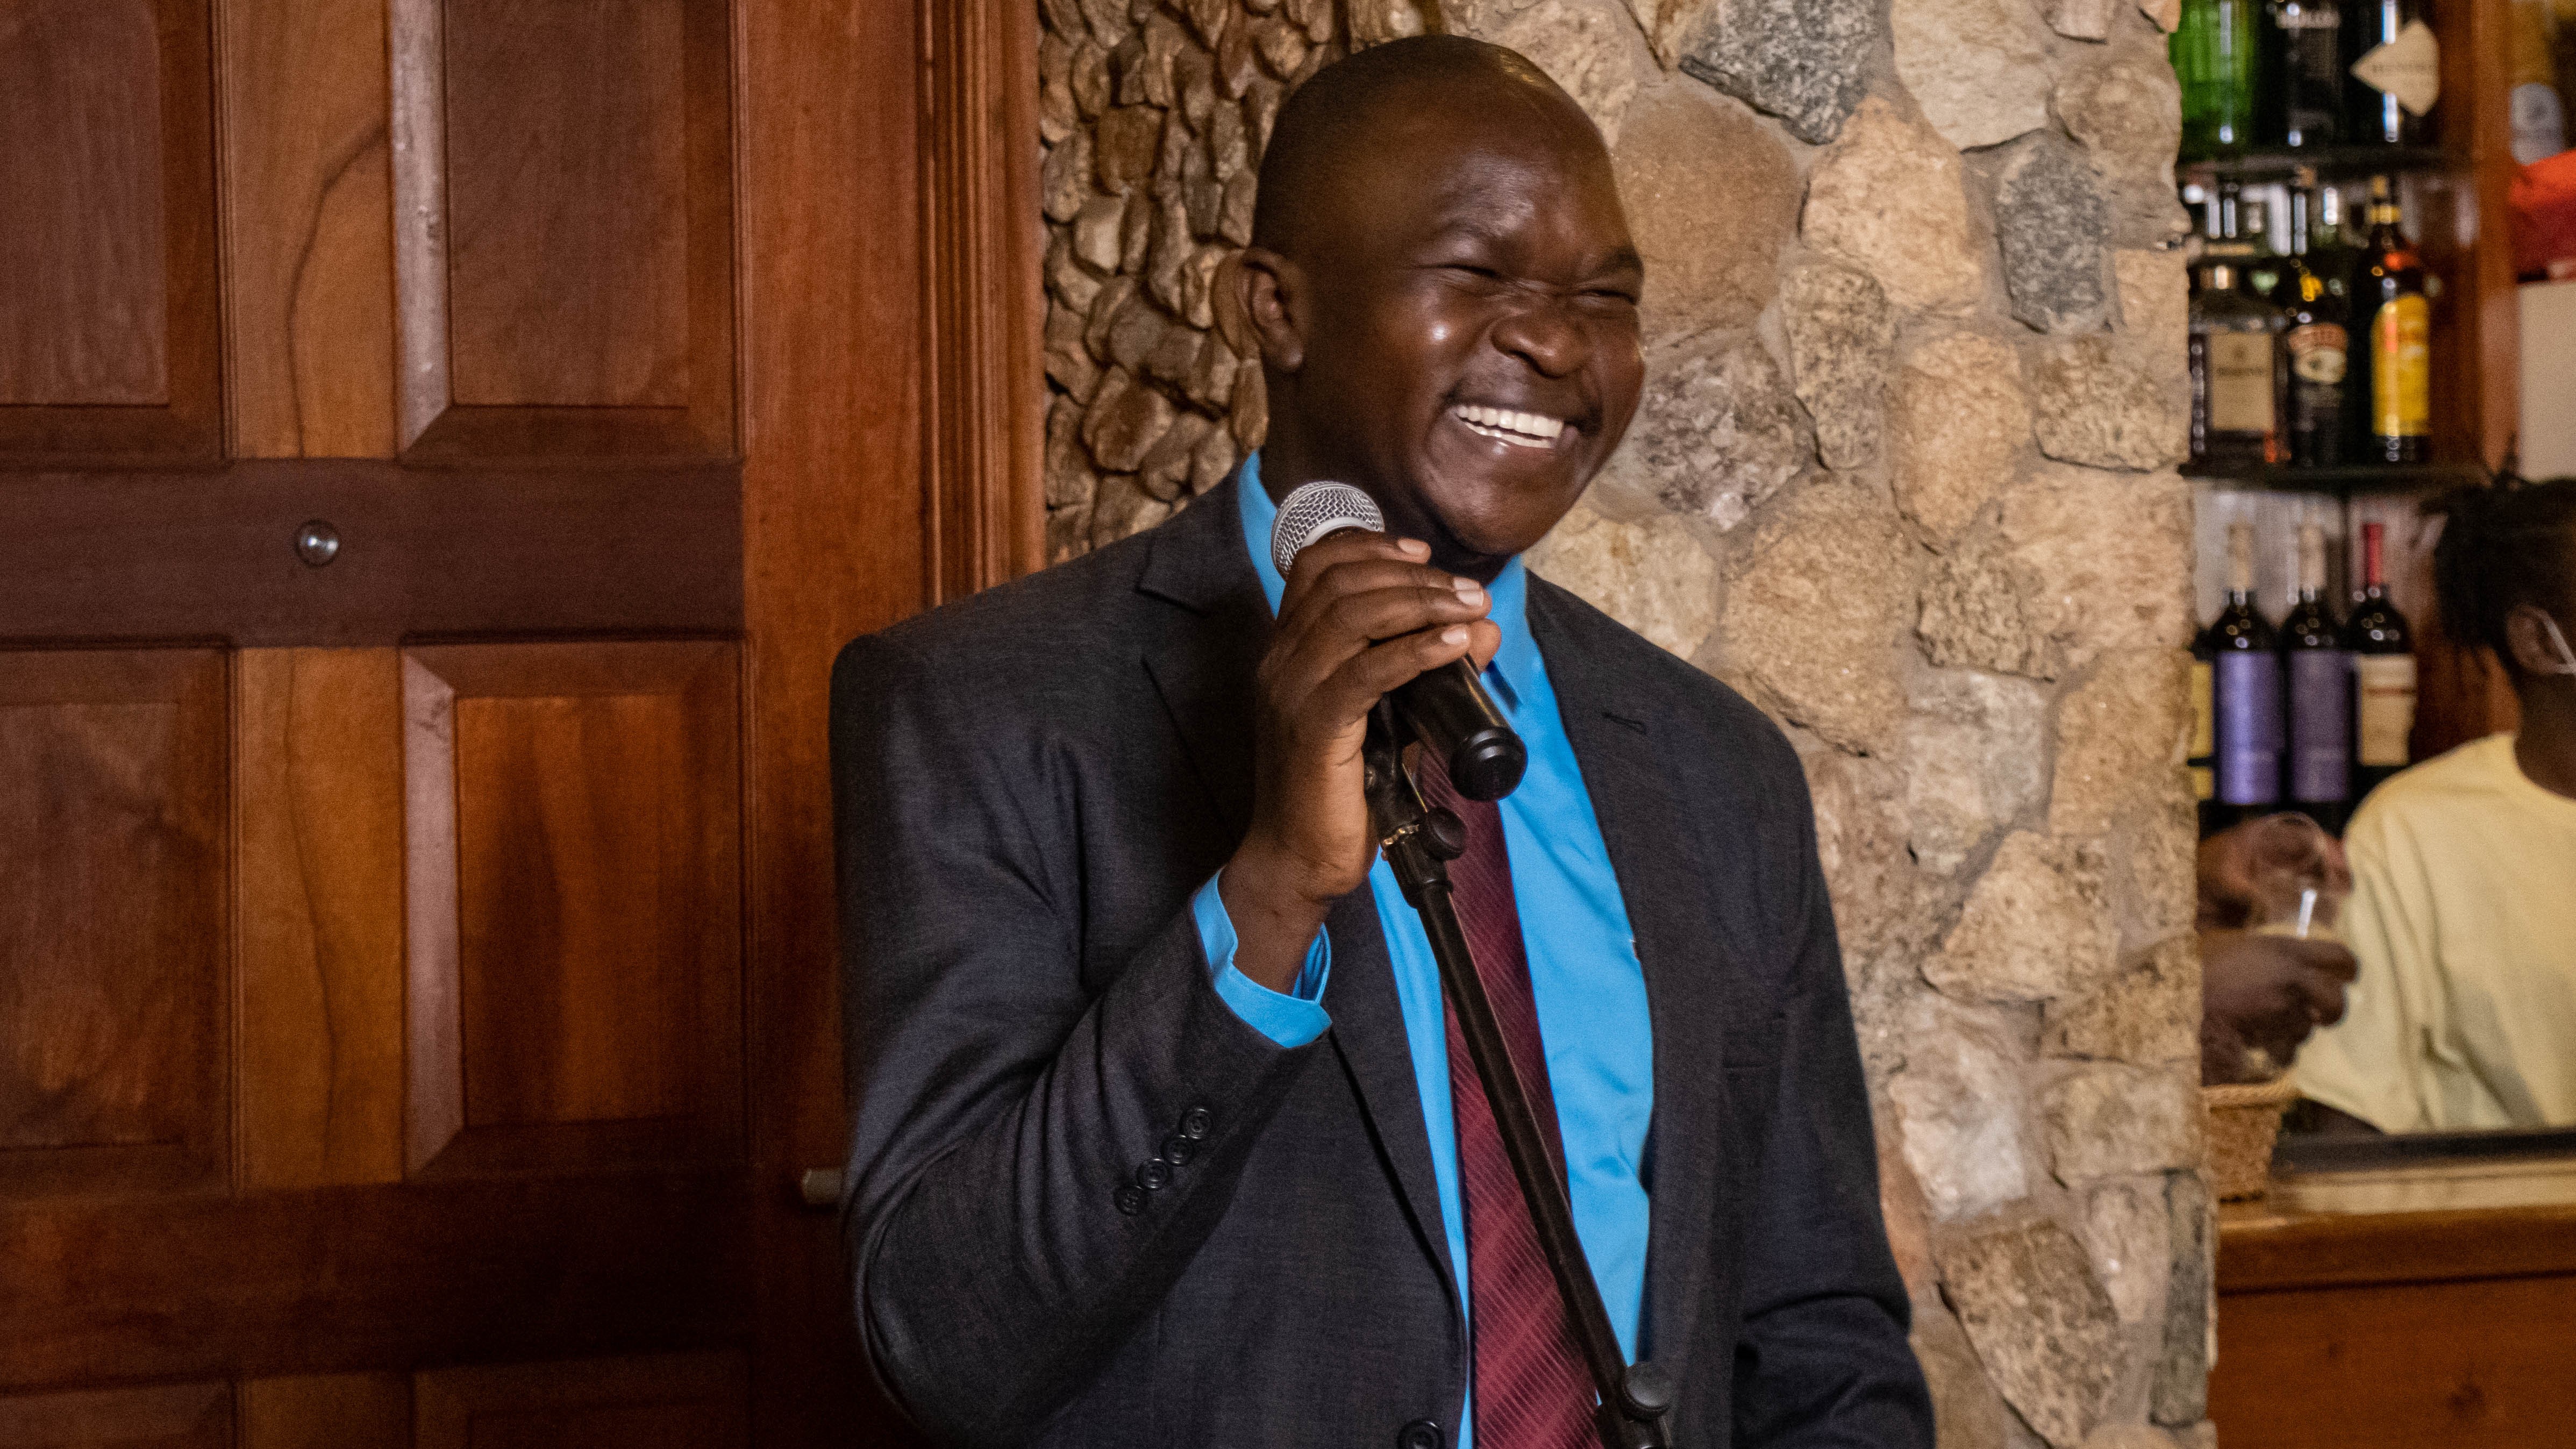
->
[1417, 753, 1596, 1449]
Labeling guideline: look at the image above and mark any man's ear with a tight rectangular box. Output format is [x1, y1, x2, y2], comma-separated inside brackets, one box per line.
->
[1218, 247, 1304, 373]
[2503, 603, 2572, 677]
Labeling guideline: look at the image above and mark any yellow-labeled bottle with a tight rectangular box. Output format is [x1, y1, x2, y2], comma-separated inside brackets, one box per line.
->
[2358, 176, 2430, 464]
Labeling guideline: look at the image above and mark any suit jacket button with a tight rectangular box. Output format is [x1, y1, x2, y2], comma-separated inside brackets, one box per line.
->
[1136, 1158, 1174, 1191]
[1160, 1133, 1196, 1166]
[1396, 1421, 1443, 1449]
[1113, 1184, 1146, 1216]
[1180, 1107, 1212, 1140]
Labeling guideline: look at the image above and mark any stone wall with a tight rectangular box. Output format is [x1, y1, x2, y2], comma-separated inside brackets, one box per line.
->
[1036, 0, 2208, 1444]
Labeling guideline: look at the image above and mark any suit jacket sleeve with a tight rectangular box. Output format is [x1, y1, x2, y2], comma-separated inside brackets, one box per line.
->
[1729, 768, 1935, 1448]
[832, 630, 1320, 1445]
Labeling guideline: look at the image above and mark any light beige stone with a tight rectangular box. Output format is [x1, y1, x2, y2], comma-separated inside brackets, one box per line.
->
[1621, 0, 1706, 67]
[1089, 470, 1173, 546]
[2002, 467, 2196, 671]
[1904, 669, 2049, 876]
[1892, 334, 2028, 546]
[1888, 994, 2032, 1222]
[1094, 104, 1164, 192]
[2058, 54, 2190, 247]
[1603, 332, 1808, 530]
[2044, 0, 2121, 40]
[1781, 262, 1895, 472]
[1525, 501, 1718, 658]
[1045, 298, 1102, 401]
[2051, 650, 2190, 838]
[1137, 409, 1214, 501]
[1928, 831, 2115, 1004]
[1046, 501, 1095, 563]
[1072, 194, 1126, 272]
[1892, 0, 2051, 149]
[1806, 750, 1931, 1047]
[1614, 83, 1799, 338]
[1252, 15, 1308, 76]
[2082, 1426, 2185, 1449]
[1876, 1111, 1938, 1299]
[2044, 934, 2197, 1065]
[1482, 0, 1641, 145]
[2109, 795, 2199, 958]
[1724, 480, 1909, 753]
[1803, 97, 1985, 316]
[1919, 540, 2059, 679]
[2115, 249, 2189, 366]
[1942, 1218, 2124, 1449]
[1346, 0, 1429, 46]
[2043, 1063, 2203, 1180]
[2081, 1178, 2173, 1325]
[1044, 394, 1098, 508]
[2140, 0, 2181, 31]
[1043, 133, 1095, 223]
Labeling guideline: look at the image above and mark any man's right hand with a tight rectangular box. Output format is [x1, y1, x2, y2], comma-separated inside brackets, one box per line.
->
[2199, 929, 2359, 1084]
[1220, 528, 1501, 993]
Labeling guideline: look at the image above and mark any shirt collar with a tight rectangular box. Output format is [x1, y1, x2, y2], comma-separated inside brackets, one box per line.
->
[1234, 451, 1537, 709]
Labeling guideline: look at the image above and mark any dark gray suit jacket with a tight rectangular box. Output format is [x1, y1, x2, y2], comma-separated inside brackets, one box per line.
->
[831, 474, 1932, 1448]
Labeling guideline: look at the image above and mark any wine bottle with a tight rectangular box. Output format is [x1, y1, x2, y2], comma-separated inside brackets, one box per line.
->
[2282, 523, 2353, 830]
[2357, 176, 2431, 465]
[2177, 0, 2265, 159]
[2341, 520, 2417, 802]
[2212, 522, 2285, 823]
[2263, 0, 2347, 145]
[2346, 0, 2441, 147]
[2190, 620, 2221, 835]
[2280, 187, 2351, 467]
[2189, 223, 2288, 474]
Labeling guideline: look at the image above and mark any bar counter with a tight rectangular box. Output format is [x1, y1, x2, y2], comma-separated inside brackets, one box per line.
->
[2208, 1144, 2576, 1447]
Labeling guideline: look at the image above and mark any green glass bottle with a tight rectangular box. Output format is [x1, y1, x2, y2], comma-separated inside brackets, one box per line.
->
[2177, 0, 2264, 159]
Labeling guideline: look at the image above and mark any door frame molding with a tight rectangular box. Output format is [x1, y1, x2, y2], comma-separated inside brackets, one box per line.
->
[919, 0, 1046, 601]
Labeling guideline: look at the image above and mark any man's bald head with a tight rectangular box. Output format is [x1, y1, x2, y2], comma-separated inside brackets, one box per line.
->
[1250, 35, 1603, 259]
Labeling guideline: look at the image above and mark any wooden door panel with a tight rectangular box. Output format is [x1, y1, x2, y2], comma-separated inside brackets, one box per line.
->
[402, 641, 744, 1177]
[0, 0, 220, 465]
[390, 0, 736, 460]
[218, 0, 398, 460]
[237, 650, 406, 1190]
[414, 1353, 745, 1449]
[0, 649, 226, 1198]
[0, 1383, 231, 1449]
[0, 1177, 749, 1391]
[238, 1375, 408, 1449]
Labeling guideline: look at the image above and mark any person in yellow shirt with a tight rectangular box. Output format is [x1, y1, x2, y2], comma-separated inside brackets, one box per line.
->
[2296, 477, 2576, 1133]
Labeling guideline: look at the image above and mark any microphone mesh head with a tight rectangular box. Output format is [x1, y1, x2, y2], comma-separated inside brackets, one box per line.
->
[1270, 481, 1385, 577]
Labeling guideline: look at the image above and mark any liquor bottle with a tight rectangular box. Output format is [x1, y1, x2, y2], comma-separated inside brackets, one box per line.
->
[2212, 522, 2285, 823]
[2280, 188, 2351, 467]
[2282, 523, 2353, 829]
[2511, 0, 2568, 163]
[2346, 0, 2441, 147]
[2243, 198, 2287, 305]
[2190, 620, 2221, 834]
[2263, 0, 2346, 145]
[2356, 177, 2431, 465]
[2189, 226, 2288, 473]
[2342, 520, 2417, 802]
[2177, 0, 2264, 159]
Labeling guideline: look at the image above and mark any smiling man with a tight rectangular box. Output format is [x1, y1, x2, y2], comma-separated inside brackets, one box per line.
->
[832, 35, 1930, 1449]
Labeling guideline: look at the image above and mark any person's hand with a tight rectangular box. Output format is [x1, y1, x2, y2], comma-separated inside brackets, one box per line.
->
[1221, 529, 1501, 992]
[2199, 929, 2359, 1084]
[2197, 816, 2352, 930]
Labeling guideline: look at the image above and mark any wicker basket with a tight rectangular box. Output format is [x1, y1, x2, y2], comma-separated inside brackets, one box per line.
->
[2203, 1076, 2302, 1201]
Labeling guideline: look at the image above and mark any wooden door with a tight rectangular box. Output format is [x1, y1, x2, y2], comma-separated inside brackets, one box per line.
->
[0, 0, 1035, 1443]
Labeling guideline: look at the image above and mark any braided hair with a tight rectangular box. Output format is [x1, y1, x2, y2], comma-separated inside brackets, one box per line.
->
[2430, 475, 2576, 680]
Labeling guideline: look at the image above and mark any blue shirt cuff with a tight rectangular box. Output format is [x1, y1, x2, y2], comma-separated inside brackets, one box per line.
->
[1190, 871, 1331, 1047]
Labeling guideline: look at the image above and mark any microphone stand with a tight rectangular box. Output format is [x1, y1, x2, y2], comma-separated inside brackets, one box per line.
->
[1362, 700, 1675, 1449]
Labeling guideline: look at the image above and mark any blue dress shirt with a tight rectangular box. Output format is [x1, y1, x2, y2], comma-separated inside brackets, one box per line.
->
[1190, 455, 1655, 1439]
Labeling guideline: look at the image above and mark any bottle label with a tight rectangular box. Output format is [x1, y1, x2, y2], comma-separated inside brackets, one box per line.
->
[2356, 653, 2418, 766]
[2286, 323, 2347, 383]
[2373, 295, 2431, 438]
[2352, 19, 2442, 116]
[2216, 652, 2284, 806]
[2189, 659, 2216, 802]
[2208, 333, 2277, 433]
[2288, 649, 2353, 801]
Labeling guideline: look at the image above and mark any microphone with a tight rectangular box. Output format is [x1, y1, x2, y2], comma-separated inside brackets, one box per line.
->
[1269, 481, 1529, 801]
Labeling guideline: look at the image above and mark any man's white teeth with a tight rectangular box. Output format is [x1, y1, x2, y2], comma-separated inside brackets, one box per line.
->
[1451, 404, 1566, 446]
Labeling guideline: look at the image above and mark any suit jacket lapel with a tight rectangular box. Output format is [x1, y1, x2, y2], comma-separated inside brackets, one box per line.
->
[1135, 475, 1458, 1302]
[1529, 582, 1729, 1373]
